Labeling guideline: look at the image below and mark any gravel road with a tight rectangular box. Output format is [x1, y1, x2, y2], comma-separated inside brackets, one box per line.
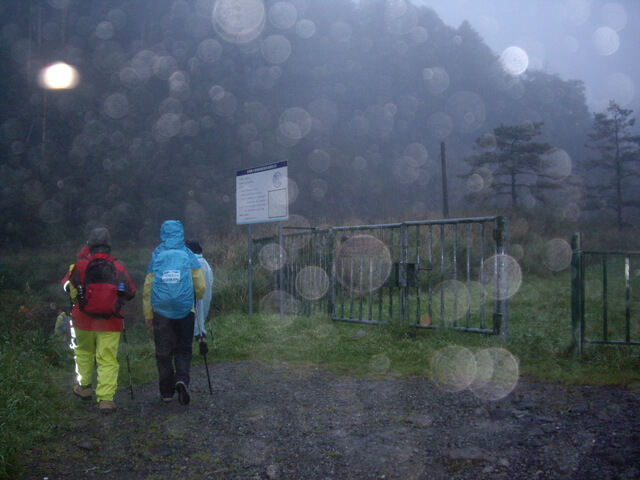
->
[25, 360, 640, 480]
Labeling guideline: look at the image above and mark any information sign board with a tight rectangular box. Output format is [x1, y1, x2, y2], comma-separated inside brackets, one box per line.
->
[236, 161, 288, 225]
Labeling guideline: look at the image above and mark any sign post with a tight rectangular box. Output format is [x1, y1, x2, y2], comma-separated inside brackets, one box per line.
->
[236, 161, 289, 314]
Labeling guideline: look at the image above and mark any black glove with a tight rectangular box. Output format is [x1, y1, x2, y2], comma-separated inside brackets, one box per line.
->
[197, 335, 208, 356]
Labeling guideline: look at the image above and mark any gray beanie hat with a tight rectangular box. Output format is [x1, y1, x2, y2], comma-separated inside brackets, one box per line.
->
[87, 227, 111, 248]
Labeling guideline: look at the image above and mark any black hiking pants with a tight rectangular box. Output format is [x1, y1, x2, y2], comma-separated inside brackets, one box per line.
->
[152, 311, 195, 398]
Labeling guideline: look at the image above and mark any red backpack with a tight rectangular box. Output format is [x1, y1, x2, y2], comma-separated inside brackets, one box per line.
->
[78, 256, 123, 319]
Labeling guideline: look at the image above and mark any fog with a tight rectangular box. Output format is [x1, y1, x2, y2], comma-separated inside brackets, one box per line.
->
[0, 0, 639, 248]
[422, 0, 640, 112]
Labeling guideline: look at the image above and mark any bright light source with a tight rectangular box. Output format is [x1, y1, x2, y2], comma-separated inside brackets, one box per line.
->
[38, 62, 80, 90]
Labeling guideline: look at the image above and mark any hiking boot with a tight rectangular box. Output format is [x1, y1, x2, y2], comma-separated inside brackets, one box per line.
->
[73, 384, 93, 401]
[175, 381, 190, 405]
[99, 400, 117, 414]
[161, 396, 173, 403]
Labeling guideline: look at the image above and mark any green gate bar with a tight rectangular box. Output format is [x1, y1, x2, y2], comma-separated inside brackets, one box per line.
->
[571, 231, 640, 355]
[250, 217, 509, 338]
[570, 232, 583, 356]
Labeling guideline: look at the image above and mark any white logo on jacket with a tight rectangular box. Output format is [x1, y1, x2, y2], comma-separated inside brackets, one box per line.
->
[162, 270, 181, 283]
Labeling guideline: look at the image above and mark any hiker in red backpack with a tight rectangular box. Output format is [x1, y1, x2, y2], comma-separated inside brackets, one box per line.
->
[69, 227, 136, 414]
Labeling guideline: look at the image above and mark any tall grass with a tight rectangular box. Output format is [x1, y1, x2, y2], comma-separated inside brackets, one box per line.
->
[0, 286, 74, 479]
[204, 271, 640, 384]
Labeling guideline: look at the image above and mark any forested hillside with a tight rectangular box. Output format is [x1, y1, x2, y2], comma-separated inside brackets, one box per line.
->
[0, 0, 593, 248]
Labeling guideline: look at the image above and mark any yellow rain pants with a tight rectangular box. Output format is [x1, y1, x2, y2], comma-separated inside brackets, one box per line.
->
[73, 329, 121, 402]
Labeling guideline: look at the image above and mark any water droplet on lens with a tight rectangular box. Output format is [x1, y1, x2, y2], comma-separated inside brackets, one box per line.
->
[261, 34, 292, 64]
[259, 243, 287, 271]
[479, 254, 522, 300]
[308, 149, 331, 173]
[260, 290, 300, 315]
[431, 346, 476, 392]
[593, 26, 619, 55]
[446, 91, 486, 133]
[431, 280, 470, 325]
[541, 148, 572, 182]
[295, 266, 330, 300]
[269, 1, 297, 30]
[543, 238, 572, 272]
[465, 173, 484, 193]
[212, 0, 266, 44]
[103, 93, 129, 119]
[369, 353, 391, 373]
[197, 38, 223, 63]
[471, 348, 519, 401]
[423, 66, 449, 94]
[501, 46, 529, 75]
[296, 19, 316, 39]
[334, 235, 393, 294]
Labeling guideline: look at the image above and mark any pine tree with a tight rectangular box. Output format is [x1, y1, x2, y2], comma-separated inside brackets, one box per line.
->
[461, 122, 555, 208]
[585, 101, 640, 230]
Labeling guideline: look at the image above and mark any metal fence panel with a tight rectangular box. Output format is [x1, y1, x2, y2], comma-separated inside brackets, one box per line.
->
[249, 217, 509, 338]
[571, 232, 640, 355]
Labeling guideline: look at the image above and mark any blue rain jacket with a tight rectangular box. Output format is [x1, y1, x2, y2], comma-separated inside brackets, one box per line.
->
[147, 220, 202, 319]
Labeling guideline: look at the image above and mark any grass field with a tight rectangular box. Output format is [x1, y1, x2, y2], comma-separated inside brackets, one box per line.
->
[2, 244, 640, 478]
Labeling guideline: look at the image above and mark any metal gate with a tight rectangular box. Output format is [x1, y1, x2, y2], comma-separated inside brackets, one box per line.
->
[249, 216, 509, 338]
[571, 232, 640, 355]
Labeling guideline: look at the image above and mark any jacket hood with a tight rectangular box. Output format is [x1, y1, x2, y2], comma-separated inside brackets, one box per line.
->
[159, 220, 185, 249]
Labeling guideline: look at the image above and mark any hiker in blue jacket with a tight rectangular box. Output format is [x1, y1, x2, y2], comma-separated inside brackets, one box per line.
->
[186, 238, 214, 355]
[143, 220, 205, 405]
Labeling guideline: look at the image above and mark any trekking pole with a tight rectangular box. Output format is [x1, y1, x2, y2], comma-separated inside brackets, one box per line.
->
[121, 319, 134, 401]
[203, 351, 213, 395]
[196, 305, 213, 395]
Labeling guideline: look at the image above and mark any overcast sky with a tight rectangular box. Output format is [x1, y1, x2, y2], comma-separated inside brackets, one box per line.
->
[416, 0, 639, 114]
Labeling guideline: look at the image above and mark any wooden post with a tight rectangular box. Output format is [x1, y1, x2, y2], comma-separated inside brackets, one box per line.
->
[440, 141, 449, 218]
[247, 224, 253, 315]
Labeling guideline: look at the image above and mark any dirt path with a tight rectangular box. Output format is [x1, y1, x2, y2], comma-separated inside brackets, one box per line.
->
[25, 361, 640, 479]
